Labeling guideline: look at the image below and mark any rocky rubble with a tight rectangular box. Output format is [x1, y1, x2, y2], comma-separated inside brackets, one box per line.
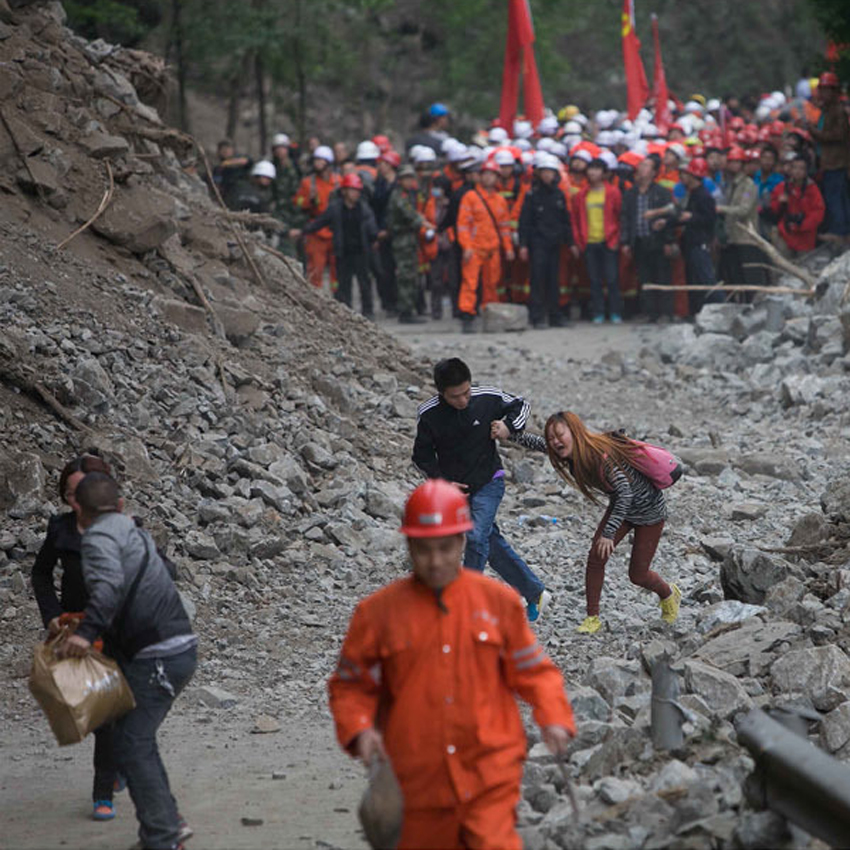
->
[2, 4, 850, 849]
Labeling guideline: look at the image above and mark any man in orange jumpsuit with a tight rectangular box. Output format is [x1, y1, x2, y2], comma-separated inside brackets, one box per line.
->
[293, 145, 340, 289]
[328, 480, 576, 850]
[456, 161, 514, 332]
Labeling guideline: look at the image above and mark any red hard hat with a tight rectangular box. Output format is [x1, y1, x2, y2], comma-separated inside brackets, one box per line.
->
[769, 120, 786, 136]
[747, 148, 762, 162]
[690, 145, 706, 159]
[399, 480, 473, 538]
[683, 157, 709, 178]
[738, 128, 759, 146]
[698, 128, 713, 143]
[372, 134, 392, 153]
[726, 146, 747, 162]
[819, 71, 840, 88]
[380, 150, 401, 168]
[729, 116, 745, 131]
[480, 160, 500, 174]
[757, 126, 773, 142]
[341, 173, 364, 190]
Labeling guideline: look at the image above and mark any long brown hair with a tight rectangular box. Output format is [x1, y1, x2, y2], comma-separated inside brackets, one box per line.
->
[543, 412, 641, 505]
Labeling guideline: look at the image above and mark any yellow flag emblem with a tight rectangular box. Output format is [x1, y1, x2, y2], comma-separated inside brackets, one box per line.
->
[622, 12, 632, 37]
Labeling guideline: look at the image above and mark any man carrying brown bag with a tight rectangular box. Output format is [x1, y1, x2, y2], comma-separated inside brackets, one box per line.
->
[57, 472, 196, 850]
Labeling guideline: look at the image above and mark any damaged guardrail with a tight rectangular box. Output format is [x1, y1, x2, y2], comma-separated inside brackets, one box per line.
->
[737, 708, 850, 847]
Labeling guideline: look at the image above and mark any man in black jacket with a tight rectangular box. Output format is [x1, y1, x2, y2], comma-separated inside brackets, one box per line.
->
[58, 473, 196, 850]
[518, 152, 573, 329]
[620, 156, 675, 321]
[412, 358, 549, 620]
[303, 172, 379, 318]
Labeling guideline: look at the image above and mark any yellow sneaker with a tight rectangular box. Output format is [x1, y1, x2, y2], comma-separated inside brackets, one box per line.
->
[660, 584, 682, 624]
[576, 615, 602, 634]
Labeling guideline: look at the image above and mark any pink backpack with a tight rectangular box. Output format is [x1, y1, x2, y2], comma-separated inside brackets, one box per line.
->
[603, 433, 683, 490]
[629, 440, 683, 489]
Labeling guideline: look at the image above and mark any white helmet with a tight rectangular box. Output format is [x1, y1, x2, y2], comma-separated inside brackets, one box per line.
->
[514, 138, 532, 151]
[596, 130, 613, 147]
[706, 98, 722, 112]
[413, 146, 437, 164]
[573, 113, 588, 126]
[563, 120, 582, 135]
[572, 148, 593, 163]
[563, 134, 581, 151]
[599, 150, 618, 170]
[550, 142, 568, 159]
[684, 100, 703, 114]
[251, 160, 277, 179]
[666, 142, 686, 159]
[637, 108, 653, 123]
[609, 129, 625, 145]
[772, 91, 787, 105]
[641, 123, 659, 138]
[521, 150, 535, 166]
[595, 109, 613, 129]
[313, 145, 334, 163]
[488, 126, 509, 144]
[441, 136, 461, 153]
[533, 150, 559, 170]
[493, 147, 515, 166]
[536, 137, 557, 153]
[356, 140, 380, 161]
[513, 119, 533, 139]
[447, 143, 470, 163]
[537, 115, 559, 136]
[271, 133, 291, 148]
[409, 144, 428, 162]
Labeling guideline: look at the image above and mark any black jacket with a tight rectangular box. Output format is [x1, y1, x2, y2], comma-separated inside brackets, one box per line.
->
[413, 387, 530, 494]
[31, 511, 175, 629]
[620, 183, 674, 249]
[371, 176, 394, 230]
[304, 197, 378, 259]
[518, 178, 573, 247]
[679, 185, 717, 251]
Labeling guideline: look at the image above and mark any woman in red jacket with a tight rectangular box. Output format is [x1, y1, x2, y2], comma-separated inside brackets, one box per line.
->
[571, 158, 623, 323]
[770, 155, 825, 256]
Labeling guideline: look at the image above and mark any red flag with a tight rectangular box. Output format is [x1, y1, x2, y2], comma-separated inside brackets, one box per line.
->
[499, 0, 544, 130]
[651, 14, 671, 133]
[622, 0, 649, 120]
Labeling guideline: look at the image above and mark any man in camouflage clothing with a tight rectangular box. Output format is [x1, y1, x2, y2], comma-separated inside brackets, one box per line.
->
[388, 165, 433, 324]
[270, 133, 305, 257]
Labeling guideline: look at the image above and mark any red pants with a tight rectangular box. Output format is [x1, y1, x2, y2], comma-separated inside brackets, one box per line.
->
[399, 783, 522, 850]
[458, 248, 500, 315]
[585, 508, 670, 617]
[304, 234, 336, 289]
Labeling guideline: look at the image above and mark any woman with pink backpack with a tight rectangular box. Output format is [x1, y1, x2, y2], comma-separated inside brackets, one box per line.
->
[506, 411, 681, 635]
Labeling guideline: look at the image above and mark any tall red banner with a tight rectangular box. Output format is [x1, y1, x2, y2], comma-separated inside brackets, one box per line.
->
[622, 0, 649, 120]
[499, 0, 545, 130]
[651, 14, 671, 133]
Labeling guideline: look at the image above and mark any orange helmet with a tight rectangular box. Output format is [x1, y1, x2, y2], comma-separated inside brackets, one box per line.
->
[399, 480, 473, 538]
[341, 173, 364, 190]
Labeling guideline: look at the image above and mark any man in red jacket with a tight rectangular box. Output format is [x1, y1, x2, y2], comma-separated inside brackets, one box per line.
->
[770, 155, 825, 256]
[329, 480, 575, 850]
[571, 158, 623, 323]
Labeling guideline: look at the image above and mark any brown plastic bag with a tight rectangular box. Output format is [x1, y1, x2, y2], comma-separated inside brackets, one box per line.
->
[28, 632, 136, 746]
[358, 756, 404, 850]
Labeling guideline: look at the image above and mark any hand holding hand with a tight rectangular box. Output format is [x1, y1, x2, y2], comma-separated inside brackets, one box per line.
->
[490, 420, 510, 441]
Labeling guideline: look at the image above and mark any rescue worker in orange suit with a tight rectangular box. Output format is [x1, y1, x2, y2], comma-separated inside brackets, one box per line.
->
[456, 160, 514, 333]
[328, 479, 576, 850]
[293, 145, 340, 289]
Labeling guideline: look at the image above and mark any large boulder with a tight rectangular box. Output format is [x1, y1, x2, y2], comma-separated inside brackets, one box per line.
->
[822, 478, 850, 524]
[92, 183, 177, 253]
[681, 333, 744, 371]
[682, 660, 754, 718]
[720, 545, 798, 605]
[694, 303, 745, 337]
[771, 645, 850, 711]
[482, 302, 528, 333]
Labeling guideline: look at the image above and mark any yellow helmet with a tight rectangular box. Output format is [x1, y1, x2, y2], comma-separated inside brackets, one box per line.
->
[558, 104, 580, 122]
[689, 93, 706, 107]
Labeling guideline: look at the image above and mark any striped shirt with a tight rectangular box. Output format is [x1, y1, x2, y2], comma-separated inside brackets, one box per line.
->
[509, 432, 667, 538]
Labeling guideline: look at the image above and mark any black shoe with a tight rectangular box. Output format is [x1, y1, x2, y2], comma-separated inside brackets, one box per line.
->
[399, 312, 426, 324]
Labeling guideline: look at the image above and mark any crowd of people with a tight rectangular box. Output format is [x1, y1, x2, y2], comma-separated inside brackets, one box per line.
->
[210, 72, 849, 331]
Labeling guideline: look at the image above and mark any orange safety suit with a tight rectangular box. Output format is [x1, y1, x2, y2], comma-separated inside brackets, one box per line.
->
[456, 188, 513, 315]
[293, 171, 340, 289]
[329, 569, 575, 850]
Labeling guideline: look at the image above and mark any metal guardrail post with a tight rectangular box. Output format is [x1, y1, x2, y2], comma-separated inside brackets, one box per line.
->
[737, 708, 850, 846]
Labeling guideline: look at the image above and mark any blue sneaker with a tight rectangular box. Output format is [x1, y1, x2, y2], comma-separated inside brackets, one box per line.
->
[592, 315, 605, 324]
[93, 799, 115, 821]
[527, 590, 552, 622]
[610, 314, 623, 324]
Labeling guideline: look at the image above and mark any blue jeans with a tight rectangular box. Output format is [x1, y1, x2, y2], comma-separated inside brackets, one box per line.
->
[822, 169, 850, 236]
[116, 646, 197, 850]
[585, 243, 622, 319]
[464, 477, 545, 604]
